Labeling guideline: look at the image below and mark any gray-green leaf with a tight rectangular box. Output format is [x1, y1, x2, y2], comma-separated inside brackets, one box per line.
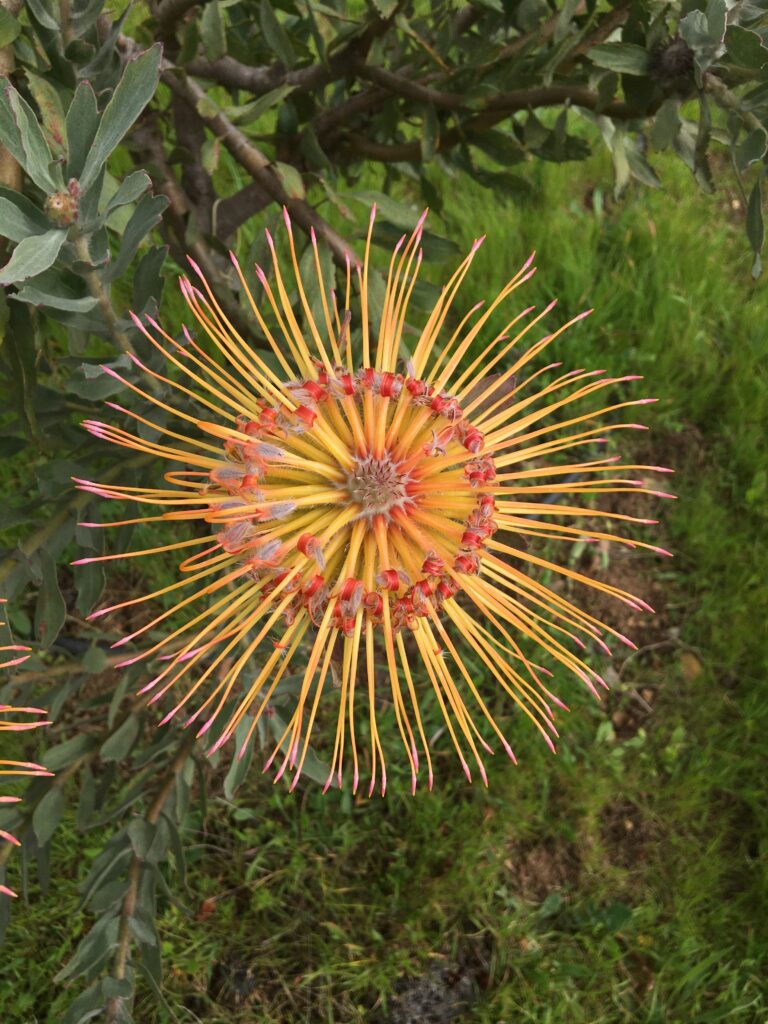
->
[65, 81, 99, 181]
[32, 786, 65, 847]
[0, 230, 66, 286]
[79, 44, 162, 194]
[0, 187, 51, 243]
[588, 43, 650, 77]
[260, 0, 295, 67]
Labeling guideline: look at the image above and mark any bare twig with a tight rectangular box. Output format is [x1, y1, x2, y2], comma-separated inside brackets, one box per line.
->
[132, 118, 273, 342]
[214, 181, 272, 241]
[162, 71, 359, 268]
[155, 0, 206, 32]
[184, 7, 398, 98]
[345, 85, 640, 164]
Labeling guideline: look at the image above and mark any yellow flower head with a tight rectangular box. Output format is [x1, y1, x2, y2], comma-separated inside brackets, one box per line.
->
[75, 209, 672, 794]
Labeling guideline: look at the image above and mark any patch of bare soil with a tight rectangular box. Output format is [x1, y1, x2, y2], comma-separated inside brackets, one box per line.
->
[388, 958, 478, 1024]
[505, 836, 581, 902]
[600, 799, 657, 870]
[207, 958, 260, 1010]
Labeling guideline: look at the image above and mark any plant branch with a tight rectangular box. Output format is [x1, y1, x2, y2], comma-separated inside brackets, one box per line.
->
[0, 0, 22, 194]
[705, 73, 764, 135]
[105, 731, 196, 1021]
[345, 85, 640, 164]
[214, 181, 272, 241]
[161, 71, 359, 268]
[131, 117, 268, 343]
[155, 0, 206, 32]
[184, 8, 398, 98]
[71, 229, 137, 357]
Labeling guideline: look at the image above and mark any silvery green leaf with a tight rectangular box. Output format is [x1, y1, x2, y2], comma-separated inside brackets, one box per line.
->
[79, 45, 162, 194]
[0, 230, 67, 285]
[0, 186, 50, 243]
[65, 81, 99, 181]
[103, 193, 168, 282]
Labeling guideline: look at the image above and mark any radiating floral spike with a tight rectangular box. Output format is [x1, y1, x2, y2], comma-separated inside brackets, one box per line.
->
[76, 209, 672, 794]
[1, 599, 52, 895]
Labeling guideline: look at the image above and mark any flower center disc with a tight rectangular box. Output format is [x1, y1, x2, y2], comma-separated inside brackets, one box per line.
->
[207, 365, 498, 637]
[345, 453, 412, 519]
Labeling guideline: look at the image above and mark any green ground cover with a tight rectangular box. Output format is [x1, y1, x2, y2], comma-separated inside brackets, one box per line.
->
[3, 147, 767, 1022]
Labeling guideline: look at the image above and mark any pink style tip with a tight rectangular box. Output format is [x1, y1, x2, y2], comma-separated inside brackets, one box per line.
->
[461, 761, 472, 784]
[501, 739, 518, 764]
[186, 255, 203, 278]
[98, 364, 122, 380]
[0, 885, 18, 897]
[0, 655, 30, 668]
[206, 733, 228, 757]
[195, 717, 216, 739]
[114, 655, 142, 668]
[282, 206, 292, 229]
[651, 491, 677, 500]
[547, 693, 570, 713]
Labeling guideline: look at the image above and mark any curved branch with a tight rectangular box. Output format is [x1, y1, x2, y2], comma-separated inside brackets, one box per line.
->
[155, 0, 207, 31]
[345, 86, 641, 164]
[162, 71, 358, 268]
[184, 7, 398, 98]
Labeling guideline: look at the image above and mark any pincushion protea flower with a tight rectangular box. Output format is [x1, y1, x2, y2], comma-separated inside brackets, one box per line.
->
[74, 208, 672, 794]
[1, 599, 52, 896]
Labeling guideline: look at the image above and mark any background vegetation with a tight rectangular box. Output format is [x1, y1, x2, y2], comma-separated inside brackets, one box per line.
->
[0, 2, 766, 1022]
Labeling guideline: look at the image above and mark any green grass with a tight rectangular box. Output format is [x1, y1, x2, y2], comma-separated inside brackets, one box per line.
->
[4, 148, 768, 1023]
